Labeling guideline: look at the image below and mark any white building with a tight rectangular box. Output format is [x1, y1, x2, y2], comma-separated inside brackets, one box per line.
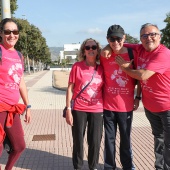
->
[59, 43, 81, 64]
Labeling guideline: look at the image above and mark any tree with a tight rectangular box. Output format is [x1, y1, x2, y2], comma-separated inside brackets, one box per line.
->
[161, 12, 170, 49]
[14, 18, 51, 73]
[125, 34, 140, 44]
[10, 0, 18, 15]
[15, 18, 51, 63]
[0, 1, 51, 73]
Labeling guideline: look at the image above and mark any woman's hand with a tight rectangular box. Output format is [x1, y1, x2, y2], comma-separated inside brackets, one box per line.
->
[24, 108, 31, 124]
[66, 110, 73, 126]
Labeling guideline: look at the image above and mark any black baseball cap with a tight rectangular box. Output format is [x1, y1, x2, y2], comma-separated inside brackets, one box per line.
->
[107, 25, 125, 38]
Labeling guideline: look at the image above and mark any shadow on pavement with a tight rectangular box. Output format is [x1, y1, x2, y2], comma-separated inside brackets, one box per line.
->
[0, 148, 114, 170]
[34, 86, 67, 95]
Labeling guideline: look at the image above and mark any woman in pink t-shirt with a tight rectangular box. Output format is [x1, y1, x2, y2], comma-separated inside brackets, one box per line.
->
[0, 18, 31, 170]
[65, 38, 103, 170]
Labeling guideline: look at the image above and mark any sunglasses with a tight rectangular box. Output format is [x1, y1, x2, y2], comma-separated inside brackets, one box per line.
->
[140, 32, 159, 39]
[3, 30, 19, 35]
[108, 37, 122, 43]
[85, 45, 97, 50]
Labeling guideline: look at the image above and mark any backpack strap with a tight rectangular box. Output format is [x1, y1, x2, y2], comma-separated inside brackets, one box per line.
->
[0, 46, 23, 62]
[0, 47, 22, 60]
[127, 48, 138, 85]
[17, 51, 22, 60]
[17, 51, 24, 64]
[127, 48, 135, 69]
[0, 47, 2, 62]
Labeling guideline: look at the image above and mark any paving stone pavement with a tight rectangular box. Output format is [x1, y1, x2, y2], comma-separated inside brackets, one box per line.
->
[0, 70, 155, 170]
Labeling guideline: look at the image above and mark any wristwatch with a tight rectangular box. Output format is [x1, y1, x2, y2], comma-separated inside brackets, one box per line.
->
[27, 105, 31, 108]
[67, 107, 71, 110]
[135, 96, 141, 100]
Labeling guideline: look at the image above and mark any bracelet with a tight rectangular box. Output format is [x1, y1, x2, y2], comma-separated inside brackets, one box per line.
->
[135, 96, 141, 100]
[67, 107, 71, 110]
[27, 105, 31, 108]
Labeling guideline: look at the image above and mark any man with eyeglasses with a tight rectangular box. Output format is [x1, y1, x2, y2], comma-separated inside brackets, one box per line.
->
[100, 25, 140, 170]
[107, 23, 170, 170]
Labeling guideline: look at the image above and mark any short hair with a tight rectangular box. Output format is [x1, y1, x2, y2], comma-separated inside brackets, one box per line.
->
[0, 18, 19, 31]
[140, 23, 160, 34]
[78, 38, 102, 61]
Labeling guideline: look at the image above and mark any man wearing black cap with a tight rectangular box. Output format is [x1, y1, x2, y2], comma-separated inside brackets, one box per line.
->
[100, 25, 139, 170]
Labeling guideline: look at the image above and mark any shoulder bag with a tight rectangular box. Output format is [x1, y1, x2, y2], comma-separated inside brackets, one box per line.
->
[63, 65, 98, 118]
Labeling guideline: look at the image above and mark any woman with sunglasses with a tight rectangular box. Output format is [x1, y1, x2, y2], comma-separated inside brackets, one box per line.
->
[0, 18, 31, 170]
[65, 38, 104, 170]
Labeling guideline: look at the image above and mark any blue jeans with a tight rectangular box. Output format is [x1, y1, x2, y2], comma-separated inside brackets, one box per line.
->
[145, 108, 170, 170]
[103, 110, 135, 170]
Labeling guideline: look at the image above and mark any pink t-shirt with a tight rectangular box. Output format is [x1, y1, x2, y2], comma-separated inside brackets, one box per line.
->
[100, 52, 136, 112]
[0, 45, 23, 105]
[69, 61, 103, 112]
[124, 43, 170, 112]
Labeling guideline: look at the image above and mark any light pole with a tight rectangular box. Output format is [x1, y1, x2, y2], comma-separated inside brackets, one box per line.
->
[1, 0, 11, 19]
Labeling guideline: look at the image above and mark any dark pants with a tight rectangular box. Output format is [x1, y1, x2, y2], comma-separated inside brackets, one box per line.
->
[145, 108, 170, 170]
[72, 110, 103, 170]
[0, 111, 26, 170]
[103, 110, 135, 170]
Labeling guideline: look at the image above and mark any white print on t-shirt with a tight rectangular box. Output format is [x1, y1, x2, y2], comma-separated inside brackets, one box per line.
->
[82, 78, 101, 98]
[138, 56, 153, 93]
[5, 63, 22, 90]
[108, 87, 129, 95]
[111, 68, 129, 87]
[109, 61, 115, 65]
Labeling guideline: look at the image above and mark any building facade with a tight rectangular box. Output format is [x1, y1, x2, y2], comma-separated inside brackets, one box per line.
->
[60, 43, 81, 64]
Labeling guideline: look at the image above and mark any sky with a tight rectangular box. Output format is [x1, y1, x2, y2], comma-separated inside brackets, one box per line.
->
[14, 0, 170, 47]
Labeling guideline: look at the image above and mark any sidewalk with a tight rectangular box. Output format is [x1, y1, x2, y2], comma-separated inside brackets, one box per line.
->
[0, 70, 155, 170]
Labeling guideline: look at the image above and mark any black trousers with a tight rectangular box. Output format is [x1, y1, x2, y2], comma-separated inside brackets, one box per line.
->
[103, 110, 135, 170]
[145, 108, 170, 170]
[72, 110, 103, 170]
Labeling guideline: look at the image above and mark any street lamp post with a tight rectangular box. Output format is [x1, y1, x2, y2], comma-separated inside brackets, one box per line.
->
[1, 0, 11, 19]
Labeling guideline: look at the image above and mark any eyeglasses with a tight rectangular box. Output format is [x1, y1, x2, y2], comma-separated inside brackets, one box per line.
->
[3, 30, 19, 35]
[140, 32, 159, 39]
[108, 37, 122, 43]
[85, 45, 97, 50]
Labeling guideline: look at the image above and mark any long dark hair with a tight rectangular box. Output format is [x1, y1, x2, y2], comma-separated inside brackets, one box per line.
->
[0, 18, 19, 32]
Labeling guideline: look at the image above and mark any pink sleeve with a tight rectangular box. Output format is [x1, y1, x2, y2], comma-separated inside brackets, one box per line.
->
[124, 43, 140, 50]
[145, 51, 170, 74]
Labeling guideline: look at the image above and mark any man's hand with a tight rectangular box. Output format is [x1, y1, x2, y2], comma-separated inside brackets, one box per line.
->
[115, 55, 133, 70]
[101, 44, 112, 59]
[101, 49, 112, 59]
[133, 98, 140, 111]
